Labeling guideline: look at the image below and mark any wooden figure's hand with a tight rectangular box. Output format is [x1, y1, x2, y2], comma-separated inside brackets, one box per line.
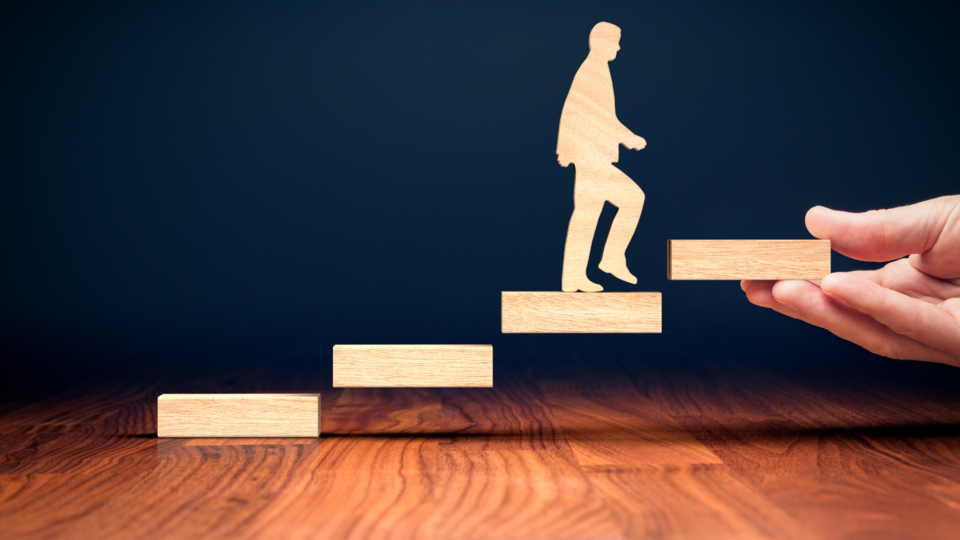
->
[558, 154, 572, 167]
[742, 196, 960, 368]
[623, 134, 646, 151]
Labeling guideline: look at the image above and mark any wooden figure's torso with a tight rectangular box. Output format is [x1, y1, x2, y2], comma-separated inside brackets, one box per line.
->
[558, 57, 622, 166]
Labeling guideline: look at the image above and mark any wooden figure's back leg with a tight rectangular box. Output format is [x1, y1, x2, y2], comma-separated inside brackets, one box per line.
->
[562, 167, 606, 292]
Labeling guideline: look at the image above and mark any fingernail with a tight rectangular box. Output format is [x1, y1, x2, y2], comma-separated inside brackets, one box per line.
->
[820, 273, 838, 295]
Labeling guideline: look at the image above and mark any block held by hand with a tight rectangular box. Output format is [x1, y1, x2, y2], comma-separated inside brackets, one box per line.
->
[668, 240, 831, 280]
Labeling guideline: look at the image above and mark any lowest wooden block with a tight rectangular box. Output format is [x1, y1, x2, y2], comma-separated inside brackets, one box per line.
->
[668, 240, 831, 280]
[157, 394, 320, 438]
[501, 292, 662, 333]
[333, 345, 493, 388]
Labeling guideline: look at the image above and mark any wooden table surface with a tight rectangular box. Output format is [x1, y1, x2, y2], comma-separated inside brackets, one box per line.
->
[2, 357, 960, 540]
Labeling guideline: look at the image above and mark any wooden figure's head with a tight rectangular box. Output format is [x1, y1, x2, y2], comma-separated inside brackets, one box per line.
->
[589, 22, 621, 61]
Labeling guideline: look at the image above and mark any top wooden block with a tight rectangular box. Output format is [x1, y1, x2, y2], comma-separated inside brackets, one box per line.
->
[668, 240, 831, 280]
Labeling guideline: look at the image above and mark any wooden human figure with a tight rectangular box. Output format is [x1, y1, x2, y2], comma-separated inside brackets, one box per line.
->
[558, 22, 647, 292]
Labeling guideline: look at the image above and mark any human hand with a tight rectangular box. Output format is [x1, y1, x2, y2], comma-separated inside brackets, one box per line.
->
[742, 196, 960, 367]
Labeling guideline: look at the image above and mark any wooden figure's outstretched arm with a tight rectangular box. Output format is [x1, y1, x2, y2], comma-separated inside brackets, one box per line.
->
[619, 123, 646, 151]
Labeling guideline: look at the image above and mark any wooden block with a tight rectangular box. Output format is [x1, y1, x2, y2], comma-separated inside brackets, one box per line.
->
[157, 394, 320, 438]
[332, 345, 493, 388]
[501, 292, 661, 333]
[667, 240, 831, 280]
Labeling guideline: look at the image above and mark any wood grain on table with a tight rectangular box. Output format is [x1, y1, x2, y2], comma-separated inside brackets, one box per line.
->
[2, 360, 959, 539]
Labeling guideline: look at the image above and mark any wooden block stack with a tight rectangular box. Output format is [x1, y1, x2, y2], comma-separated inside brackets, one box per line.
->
[158, 244, 829, 437]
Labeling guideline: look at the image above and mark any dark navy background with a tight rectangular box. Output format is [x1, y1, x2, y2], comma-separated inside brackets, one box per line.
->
[3, 1, 959, 386]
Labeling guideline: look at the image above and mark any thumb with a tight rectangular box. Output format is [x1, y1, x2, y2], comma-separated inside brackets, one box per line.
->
[805, 196, 960, 278]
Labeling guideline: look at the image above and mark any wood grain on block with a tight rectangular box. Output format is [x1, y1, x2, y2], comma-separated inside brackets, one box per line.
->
[157, 394, 320, 438]
[332, 345, 493, 388]
[501, 292, 661, 333]
[668, 240, 831, 280]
